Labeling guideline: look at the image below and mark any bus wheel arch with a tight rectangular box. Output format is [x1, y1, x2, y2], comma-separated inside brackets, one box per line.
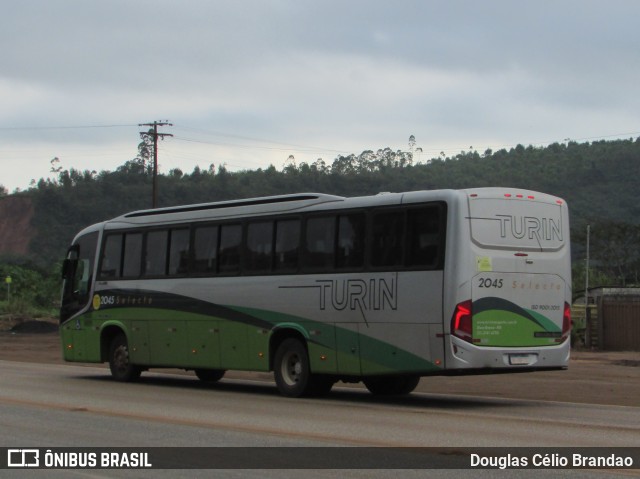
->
[269, 328, 307, 371]
[100, 325, 125, 363]
[271, 331, 335, 397]
[273, 337, 312, 397]
[107, 333, 141, 382]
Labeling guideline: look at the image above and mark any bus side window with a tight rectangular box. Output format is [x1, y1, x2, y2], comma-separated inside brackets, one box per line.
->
[274, 219, 300, 272]
[193, 225, 218, 274]
[371, 211, 404, 268]
[246, 221, 274, 273]
[169, 228, 190, 275]
[122, 233, 143, 278]
[219, 224, 242, 274]
[302, 216, 335, 270]
[406, 207, 442, 269]
[99, 234, 123, 278]
[336, 214, 365, 269]
[144, 230, 168, 276]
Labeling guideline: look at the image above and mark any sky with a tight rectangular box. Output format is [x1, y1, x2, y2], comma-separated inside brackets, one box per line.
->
[1, 0, 639, 192]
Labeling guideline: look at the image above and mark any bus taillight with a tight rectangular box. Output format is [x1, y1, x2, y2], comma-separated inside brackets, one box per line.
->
[560, 302, 572, 342]
[451, 300, 473, 343]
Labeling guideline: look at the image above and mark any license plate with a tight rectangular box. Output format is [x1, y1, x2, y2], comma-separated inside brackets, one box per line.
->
[509, 354, 536, 366]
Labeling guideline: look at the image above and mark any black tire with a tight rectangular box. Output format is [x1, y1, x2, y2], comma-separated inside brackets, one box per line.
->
[308, 375, 335, 396]
[363, 375, 420, 396]
[194, 369, 226, 383]
[273, 338, 313, 397]
[108, 334, 141, 382]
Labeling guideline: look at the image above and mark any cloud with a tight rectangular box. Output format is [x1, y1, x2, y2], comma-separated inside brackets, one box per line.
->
[1, 0, 640, 191]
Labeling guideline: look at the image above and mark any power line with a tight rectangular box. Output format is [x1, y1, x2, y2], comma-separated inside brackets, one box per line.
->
[0, 124, 138, 131]
[174, 125, 348, 154]
[172, 135, 348, 155]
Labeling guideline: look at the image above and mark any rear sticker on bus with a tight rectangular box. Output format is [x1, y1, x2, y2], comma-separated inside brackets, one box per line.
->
[472, 272, 564, 347]
[476, 256, 493, 272]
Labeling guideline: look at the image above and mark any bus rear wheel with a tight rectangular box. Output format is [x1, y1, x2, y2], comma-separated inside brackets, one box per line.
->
[194, 369, 226, 383]
[274, 338, 313, 397]
[108, 334, 141, 382]
[274, 338, 335, 397]
[308, 375, 335, 396]
[363, 375, 420, 396]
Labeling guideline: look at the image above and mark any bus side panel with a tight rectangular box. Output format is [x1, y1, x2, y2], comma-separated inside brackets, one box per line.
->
[246, 324, 270, 371]
[218, 321, 250, 370]
[61, 322, 86, 361]
[335, 323, 361, 375]
[307, 338, 339, 374]
[359, 324, 437, 375]
[148, 320, 188, 366]
[61, 313, 102, 363]
[225, 305, 338, 373]
[231, 272, 445, 376]
[184, 320, 223, 369]
[303, 321, 338, 375]
[130, 320, 150, 364]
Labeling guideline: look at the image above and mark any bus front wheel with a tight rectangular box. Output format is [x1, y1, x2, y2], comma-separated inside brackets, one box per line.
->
[108, 334, 141, 382]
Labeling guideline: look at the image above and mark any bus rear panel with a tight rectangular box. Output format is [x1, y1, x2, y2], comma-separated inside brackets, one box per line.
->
[447, 188, 571, 372]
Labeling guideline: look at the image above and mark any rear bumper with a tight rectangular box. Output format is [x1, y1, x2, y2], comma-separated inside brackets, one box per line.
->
[446, 335, 570, 370]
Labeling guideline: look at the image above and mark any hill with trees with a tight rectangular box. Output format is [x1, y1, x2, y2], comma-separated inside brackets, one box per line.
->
[1, 137, 639, 313]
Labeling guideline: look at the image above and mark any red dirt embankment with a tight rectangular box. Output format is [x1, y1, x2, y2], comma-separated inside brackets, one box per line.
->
[0, 196, 35, 256]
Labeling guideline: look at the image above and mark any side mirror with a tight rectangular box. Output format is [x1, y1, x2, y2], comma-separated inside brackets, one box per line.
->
[62, 244, 80, 279]
[61, 258, 78, 279]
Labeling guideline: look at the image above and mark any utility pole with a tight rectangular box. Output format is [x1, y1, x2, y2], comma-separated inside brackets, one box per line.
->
[5, 275, 11, 302]
[139, 121, 173, 208]
[585, 224, 591, 348]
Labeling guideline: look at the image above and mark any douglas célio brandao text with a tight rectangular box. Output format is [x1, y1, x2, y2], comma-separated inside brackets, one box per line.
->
[470, 452, 634, 469]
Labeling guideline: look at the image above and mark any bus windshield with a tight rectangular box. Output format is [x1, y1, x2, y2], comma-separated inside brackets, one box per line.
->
[61, 231, 98, 322]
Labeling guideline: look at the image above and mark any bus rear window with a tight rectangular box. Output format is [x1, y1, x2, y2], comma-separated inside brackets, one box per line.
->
[469, 198, 565, 252]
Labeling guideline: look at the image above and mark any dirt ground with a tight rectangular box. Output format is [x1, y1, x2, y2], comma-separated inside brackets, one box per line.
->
[1, 318, 639, 407]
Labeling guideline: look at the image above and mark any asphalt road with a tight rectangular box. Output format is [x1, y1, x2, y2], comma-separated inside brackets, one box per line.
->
[0, 360, 638, 478]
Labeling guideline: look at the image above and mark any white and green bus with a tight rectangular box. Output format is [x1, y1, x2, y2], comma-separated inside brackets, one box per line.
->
[60, 188, 571, 397]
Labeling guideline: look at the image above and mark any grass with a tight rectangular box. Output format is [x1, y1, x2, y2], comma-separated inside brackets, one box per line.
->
[0, 299, 57, 322]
